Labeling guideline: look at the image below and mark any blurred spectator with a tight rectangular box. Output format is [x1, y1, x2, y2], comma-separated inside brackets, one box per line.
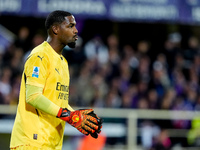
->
[10, 47, 24, 77]
[149, 57, 171, 98]
[14, 26, 30, 53]
[23, 32, 46, 62]
[163, 32, 182, 71]
[118, 59, 132, 94]
[172, 68, 187, 97]
[137, 97, 149, 109]
[151, 129, 171, 150]
[0, 66, 12, 104]
[77, 133, 106, 150]
[105, 89, 121, 108]
[130, 55, 150, 85]
[122, 44, 139, 69]
[160, 88, 176, 110]
[171, 95, 193, 129]
[107, 34, 121, 80]
[107, 34, 120, 66]
[84, 35, 109, 65]
[140, 121, 160, 149]
[2, 43, 16, 66]
[107, 34, 119, 51]
[186, 87, 198, 107]
[193, 54, 200, 77]
[9, 73, 21, 105]
[187, 66, 199, 94]
[184, 36, 200, 62]
[174, 53, 187, 71]
[137, 40, 151, 58]
[75, 61, 95, 106]
[194, 95, 200, 111]
[90, 73, 108, 106]
[147, 89, 160, 109]
[120, 90, 133, 108]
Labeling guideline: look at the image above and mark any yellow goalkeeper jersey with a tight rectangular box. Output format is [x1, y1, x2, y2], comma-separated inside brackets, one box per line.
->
[10, 41, 70, 150]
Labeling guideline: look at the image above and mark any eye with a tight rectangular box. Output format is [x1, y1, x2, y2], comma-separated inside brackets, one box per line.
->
[69, 24, 74, 28]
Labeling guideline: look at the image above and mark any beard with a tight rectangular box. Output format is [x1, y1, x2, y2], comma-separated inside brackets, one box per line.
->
[68, 42, 76, 48]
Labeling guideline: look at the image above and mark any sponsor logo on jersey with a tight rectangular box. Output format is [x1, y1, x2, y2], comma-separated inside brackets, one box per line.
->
[32, 66, 40, 78]
[56, 82, 69, 92]
[56, 82, 69, 100]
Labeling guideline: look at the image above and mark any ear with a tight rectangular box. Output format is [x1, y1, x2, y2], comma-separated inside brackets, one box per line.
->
[52, 25, 59, 35]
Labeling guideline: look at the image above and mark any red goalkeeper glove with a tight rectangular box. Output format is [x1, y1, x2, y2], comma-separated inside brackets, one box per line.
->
[57, 108, 102, 137]
[87, 111, 103, 138]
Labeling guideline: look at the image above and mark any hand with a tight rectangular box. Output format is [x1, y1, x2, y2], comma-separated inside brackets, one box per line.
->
[86, 110, 103, 138]
[57, 108, 102, 137]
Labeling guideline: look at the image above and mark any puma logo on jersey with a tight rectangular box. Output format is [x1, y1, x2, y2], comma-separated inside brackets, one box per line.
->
[55, 68, 60, 74]
[37, 55, 44, 61]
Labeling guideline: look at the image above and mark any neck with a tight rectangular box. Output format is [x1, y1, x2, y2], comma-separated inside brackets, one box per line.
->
[46, 36, 65, 55]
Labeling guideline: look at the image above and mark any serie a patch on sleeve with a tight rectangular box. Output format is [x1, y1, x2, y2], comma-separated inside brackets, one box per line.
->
[32, 66, 40, 78]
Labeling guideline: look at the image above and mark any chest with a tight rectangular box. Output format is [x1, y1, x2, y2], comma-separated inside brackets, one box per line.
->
[48, 56, 70, 86]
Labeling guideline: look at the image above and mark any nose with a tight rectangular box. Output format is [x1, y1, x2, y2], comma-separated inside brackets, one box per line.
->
[74, 27, 78, 34]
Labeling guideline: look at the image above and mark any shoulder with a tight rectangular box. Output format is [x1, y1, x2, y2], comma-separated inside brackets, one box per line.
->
[25, 50, 50, 67]
[27, 43, 51, 62]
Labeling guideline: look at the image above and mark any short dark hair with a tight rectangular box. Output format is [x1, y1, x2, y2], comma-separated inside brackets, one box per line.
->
[45, 10, 72, 30]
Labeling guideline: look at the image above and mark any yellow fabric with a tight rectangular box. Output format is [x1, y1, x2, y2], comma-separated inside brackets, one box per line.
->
[10, 145, 41, 150]
[10, 41, 71, 150]
[26, 84, 60, 116]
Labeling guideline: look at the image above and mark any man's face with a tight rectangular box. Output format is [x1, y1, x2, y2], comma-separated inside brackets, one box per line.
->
[58, 15, 78, 48]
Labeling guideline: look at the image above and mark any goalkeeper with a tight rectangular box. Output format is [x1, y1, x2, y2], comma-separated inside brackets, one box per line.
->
[10, 10, 102, 150]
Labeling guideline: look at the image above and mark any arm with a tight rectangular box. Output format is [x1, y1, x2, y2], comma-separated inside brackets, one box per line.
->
[26, 84, 102, 138]
[26, 84, 60, 116]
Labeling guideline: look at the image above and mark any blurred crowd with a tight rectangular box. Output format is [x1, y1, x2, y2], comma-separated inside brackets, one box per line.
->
[1, 25, 200, 148]
[66, 31, 200, 115]
[1, 26, 200, 113]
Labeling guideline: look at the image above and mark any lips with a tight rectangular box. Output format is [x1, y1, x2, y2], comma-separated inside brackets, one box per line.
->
[74, 35, 78, 41]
